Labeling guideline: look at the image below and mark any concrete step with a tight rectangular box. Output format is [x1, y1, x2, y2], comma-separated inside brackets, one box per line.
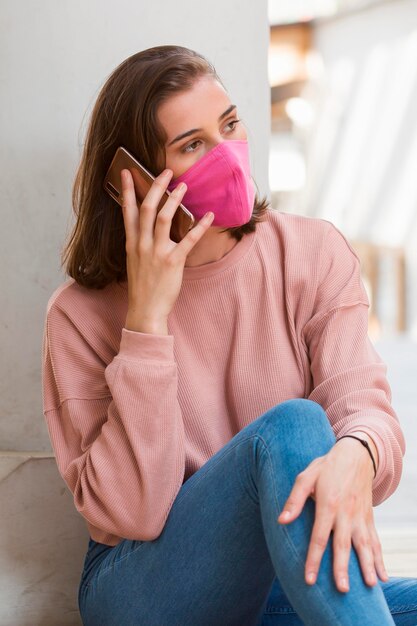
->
[0, 451, 87, 626]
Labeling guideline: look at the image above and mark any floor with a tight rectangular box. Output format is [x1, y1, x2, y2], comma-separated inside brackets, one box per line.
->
[371, 335, 417, 578]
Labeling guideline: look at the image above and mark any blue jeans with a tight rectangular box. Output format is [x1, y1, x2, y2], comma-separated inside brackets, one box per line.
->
[78, 400, 417, 625]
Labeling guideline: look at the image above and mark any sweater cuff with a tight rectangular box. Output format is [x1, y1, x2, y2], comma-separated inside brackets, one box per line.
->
[118, 328, 175, 362]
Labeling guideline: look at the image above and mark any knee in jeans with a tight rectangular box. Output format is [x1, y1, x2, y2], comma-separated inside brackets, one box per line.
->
[257, 399, 331, 438]
[251, 400, 336, 466]
[278, 399, 327, 420]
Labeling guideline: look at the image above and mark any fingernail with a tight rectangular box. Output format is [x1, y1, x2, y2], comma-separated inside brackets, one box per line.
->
[340, 577, 349, 591]
[177, 182, 187, 192]
[306, 572, 316, 584]
[203, 212, 214, 222]
[161, 169, 172, 177]
[279, 511, 291, 521]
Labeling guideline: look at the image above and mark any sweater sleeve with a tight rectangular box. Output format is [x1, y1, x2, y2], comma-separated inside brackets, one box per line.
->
[301, 222, 406, 506]
[42, 301, 186, 542]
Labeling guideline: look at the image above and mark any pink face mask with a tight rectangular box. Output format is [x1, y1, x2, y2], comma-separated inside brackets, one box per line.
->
[167, 139, 256, 228]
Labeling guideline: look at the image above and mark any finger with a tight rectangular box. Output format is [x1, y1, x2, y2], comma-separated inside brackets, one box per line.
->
[138, 169, 173, 245]
[277, 469, 317, 523]
[154, 182, 188, 242]
[352, 526, 378, 587]
[368, 524, 389, 582]
[305, 500, 335, 585]
[172, 211, 215, 259]
[332, 519, 353, 593]
[120, 169, 140, 251]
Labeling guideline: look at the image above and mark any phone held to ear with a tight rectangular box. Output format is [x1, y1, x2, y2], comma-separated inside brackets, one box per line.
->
[103, 146, 195, 242]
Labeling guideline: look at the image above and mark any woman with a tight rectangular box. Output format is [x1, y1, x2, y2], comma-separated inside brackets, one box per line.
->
[42, 45, 417, 625]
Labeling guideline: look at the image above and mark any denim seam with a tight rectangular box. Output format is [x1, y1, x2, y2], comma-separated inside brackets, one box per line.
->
[173, 432, 259, 507]
[234, 435, 260, 506]
[82, 541, 146, 588]
[256, 433, 343, 625]
[264, 607, 297, 614]
[389, 605, 417, 614]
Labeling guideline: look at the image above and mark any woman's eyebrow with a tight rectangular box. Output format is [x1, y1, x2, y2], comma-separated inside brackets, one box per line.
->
[167, 104, 237, 146]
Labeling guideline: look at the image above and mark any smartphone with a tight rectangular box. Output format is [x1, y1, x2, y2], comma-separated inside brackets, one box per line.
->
[103, 146, 195, 242]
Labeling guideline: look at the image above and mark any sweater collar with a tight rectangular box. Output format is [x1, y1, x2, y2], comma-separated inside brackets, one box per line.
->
[182, 229, 256, 281]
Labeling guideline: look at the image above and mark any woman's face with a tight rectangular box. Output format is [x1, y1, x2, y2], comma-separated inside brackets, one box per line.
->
[157, 76, 247, 179]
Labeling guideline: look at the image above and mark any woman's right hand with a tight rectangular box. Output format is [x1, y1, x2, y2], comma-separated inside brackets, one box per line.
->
[121, 168, 214, 334]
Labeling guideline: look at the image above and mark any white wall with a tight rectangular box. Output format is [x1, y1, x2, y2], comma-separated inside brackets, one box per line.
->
[0, 0, 270, 453]
[0, 4, 269, 623]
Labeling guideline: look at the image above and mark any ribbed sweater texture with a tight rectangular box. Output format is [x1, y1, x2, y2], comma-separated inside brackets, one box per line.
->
[42, 210, 405, 546]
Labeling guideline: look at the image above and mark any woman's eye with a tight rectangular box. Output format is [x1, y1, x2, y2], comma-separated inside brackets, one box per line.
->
[225, 119, 241, 132]
[182, 140, 201, 153]
[181, 120, 241, 153]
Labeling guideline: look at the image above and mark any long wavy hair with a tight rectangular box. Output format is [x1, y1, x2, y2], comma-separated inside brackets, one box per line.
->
[63, 45, 269, 289]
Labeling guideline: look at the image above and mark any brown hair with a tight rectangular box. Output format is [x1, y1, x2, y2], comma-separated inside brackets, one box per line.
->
[63, 45, 269, 289]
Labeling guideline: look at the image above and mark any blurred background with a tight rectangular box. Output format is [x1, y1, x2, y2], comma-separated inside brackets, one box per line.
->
[267, 0, 417, 576]
[269, 0, 416, 340]
[0, 0, 415, 623]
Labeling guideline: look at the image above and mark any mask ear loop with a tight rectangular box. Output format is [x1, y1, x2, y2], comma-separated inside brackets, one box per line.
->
[248, 174, 263, 210]
[240, 125, 261, 208]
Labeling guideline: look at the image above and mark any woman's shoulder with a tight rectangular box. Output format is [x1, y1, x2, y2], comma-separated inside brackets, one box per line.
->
[47, 278, 120, 311]
[46, 278, 78, 315]
[45, 278, 125, 332]
[260, 209, 356, 259]
[262, 208, 335, 243]
[44, 278, 126, 362]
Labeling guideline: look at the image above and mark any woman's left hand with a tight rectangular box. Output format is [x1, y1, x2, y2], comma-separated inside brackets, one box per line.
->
[277, 437, 389, 593]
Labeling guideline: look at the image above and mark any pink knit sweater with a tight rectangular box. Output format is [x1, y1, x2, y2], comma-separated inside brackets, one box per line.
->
[42, 210, 405, 546]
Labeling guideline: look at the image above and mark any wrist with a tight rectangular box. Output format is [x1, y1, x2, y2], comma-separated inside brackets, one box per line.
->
[335, 433, 378, 478]
[348, 431, 379, 473]
[125, 312, 168, 335]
